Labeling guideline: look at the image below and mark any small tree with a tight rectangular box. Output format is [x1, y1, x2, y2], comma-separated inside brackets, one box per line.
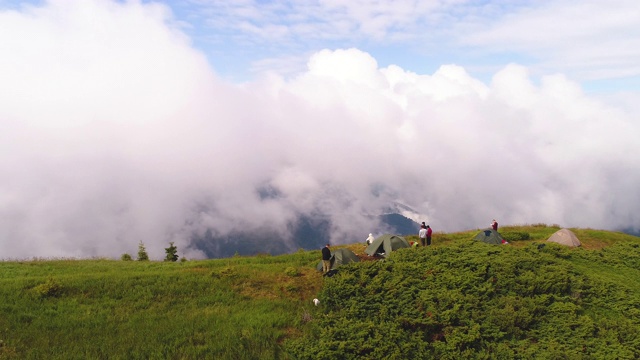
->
[121, 253, 133, 261]
[137, 241, 149, 261]
[164, 242, 178, 262]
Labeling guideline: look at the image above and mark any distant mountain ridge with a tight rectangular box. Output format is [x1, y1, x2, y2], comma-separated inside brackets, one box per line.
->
[377, 213, 421, 235]
[190, 211, 421, 258]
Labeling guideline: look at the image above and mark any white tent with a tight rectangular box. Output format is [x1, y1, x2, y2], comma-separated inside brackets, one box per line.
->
[547, 229, 581, 247]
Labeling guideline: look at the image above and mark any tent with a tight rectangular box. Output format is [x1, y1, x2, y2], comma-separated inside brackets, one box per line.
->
[547, 228, 581, 247]
[316, 248, 361, 271]
[473, 229, 504, 245]
[364, 234, 411, 257]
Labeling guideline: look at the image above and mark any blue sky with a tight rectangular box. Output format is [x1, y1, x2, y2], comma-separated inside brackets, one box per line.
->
[161, 0, 640, 92]
[1, 0, 639, 259]
[2, 0, 639, 91]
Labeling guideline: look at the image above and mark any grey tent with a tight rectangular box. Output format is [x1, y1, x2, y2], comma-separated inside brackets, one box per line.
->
[547, 228, 581, 247]
[473, 229, 504, 245]
[364, 234, 411, 257]
[316, 248, 361, 271]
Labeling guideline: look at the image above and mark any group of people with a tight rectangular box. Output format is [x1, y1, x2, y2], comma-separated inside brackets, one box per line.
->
[321, 219, 500, 273]
[418, 222, 432, 246]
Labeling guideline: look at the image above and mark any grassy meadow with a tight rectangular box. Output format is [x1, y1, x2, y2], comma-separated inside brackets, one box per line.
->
[0, 251, 322, 359]
[1, 224, 639, 359]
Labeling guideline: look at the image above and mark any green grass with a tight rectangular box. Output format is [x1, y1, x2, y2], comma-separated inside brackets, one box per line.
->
[0, 252, 322, 359]
[0, 224, 639, 359]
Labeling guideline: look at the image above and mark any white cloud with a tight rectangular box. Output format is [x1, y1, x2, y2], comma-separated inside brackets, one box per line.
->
[187, 0, 443, 42]
[461, 0, 640, 81]
[0, 0, 219, 259]
[1, 0, 639, 259]
[181, 0, 640, 89]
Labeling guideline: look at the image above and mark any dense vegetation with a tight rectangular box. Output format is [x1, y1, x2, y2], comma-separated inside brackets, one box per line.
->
[287, 241, 640, 359]
[0, 225, 639, 359]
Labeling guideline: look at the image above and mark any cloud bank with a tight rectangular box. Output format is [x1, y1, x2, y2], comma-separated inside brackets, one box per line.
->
[1, 1, 639, 259]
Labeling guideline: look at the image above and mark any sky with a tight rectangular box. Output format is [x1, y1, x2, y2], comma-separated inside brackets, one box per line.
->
[1, 0, 639, 259]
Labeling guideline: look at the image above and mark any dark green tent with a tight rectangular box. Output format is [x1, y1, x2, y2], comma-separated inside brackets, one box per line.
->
[316, 248, 361, 271]
[364, 234, 410, 257]
[473, 229, 504, 245]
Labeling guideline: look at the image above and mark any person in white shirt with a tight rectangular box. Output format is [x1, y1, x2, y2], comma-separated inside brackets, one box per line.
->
[366, 233, 375, 245]
[418, 225, 428, 247]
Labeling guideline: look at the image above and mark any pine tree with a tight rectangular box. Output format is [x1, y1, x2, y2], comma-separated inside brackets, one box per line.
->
[164, 242, 178, 262]
[137, 241, 149, 261]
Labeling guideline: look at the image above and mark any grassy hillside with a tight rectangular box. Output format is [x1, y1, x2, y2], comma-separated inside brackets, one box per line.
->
[0, 252, 323, 359]
[1, 225, 639, 359]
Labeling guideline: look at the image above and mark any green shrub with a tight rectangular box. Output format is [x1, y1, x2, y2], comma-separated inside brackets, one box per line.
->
[121, 253, 133, 261]
[211, 267, 237, 279]
[137, 241, 149, 261]
[164, 242, 178, 262]
[284, 267, 299, 277]
[33, 278, 62, 298]
[502, 231, 530, 242]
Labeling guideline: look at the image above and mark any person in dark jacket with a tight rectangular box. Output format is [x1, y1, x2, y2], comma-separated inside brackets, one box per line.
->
[321, 244, 332, 273]
[491, 219, 498, 231]
[426, 225, 433, 246]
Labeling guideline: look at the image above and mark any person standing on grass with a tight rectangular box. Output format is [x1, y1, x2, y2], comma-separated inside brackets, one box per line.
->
[366, 233, 375, 245]
[426, 225, 433, 246]
[419, 224, 428, 247]
[491, 219, 498, 231]
[321, 244, 332, 273]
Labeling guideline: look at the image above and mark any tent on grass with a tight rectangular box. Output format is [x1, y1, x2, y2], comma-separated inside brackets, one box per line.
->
[364, 234, 411, 257]
[473, 229, 505, 245]
[316, 248, 361, 271]
[547, 228, 581, 247]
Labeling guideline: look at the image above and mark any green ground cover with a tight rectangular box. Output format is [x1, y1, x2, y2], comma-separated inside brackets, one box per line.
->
[288, 231, 640, 359]
[0, 225, 638, 359]
[0, 252, 321, 359]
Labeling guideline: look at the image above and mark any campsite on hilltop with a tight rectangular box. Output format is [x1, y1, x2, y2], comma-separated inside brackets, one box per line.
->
[0, 224, 639, 359]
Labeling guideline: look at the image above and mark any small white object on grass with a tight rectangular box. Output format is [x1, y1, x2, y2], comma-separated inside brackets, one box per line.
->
[313, 298, 320, 306]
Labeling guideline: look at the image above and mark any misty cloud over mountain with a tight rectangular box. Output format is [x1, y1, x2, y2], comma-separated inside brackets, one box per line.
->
[1, 1, 639, 259]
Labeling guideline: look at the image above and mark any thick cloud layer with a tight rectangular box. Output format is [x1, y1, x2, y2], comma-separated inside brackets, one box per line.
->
[1, 2, 639, 259]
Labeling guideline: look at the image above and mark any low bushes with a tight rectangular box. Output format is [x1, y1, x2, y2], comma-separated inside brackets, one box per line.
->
[32, 278, 63, 298]
[502, 231, 530, 242]
[286, 241, 640, 359]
